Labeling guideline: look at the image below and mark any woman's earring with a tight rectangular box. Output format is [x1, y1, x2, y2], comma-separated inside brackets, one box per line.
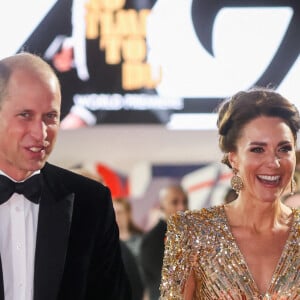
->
[231, 168, 244, 194]
[291, 178, 297, 195]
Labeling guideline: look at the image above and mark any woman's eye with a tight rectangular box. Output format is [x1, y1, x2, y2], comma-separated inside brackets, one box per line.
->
[279, 145, 292, 152]
[47, 113, 57, 120]
[250, 147, 263, 153]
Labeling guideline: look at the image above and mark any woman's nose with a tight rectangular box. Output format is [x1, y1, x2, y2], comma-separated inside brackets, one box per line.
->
[267, 153, 280, 168]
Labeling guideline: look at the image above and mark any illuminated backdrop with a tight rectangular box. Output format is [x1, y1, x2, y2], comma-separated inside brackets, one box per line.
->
[0, 0, 299, 128]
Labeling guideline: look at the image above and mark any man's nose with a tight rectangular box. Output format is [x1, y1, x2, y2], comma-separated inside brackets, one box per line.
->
[31, 120, 47, 140]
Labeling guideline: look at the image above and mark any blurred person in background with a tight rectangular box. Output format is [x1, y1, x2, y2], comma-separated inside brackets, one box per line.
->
[113, 198, 146, 300]
[120, 240, 145, 300]
[140, 184, 188, 300]
[113, 197, 144, 260]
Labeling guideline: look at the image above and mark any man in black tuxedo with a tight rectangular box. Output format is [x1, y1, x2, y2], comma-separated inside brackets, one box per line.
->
[139, 184, 188, 300]
[0, 52, 131, 299]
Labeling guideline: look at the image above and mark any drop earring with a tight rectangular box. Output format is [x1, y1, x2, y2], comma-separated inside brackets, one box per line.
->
[231, 168, 244, 194]
[291, 178, 297, 195]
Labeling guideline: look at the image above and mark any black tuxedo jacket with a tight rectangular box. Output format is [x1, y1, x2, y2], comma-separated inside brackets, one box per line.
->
[0, 163, 131, 300]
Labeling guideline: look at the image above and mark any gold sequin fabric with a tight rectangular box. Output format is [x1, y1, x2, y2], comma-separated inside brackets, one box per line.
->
[160, 205, 300, 299]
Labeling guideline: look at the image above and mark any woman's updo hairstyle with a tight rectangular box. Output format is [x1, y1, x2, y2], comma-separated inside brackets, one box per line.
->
[217, 87, 300, 168]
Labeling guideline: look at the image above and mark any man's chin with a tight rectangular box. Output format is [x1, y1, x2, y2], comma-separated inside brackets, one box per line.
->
[26, 159, 47, 172]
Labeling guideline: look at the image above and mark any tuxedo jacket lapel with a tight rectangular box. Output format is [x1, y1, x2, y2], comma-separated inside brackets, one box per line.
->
[33, 183, 74, 300]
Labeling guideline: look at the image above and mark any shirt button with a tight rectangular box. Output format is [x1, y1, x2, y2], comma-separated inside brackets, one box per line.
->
[17, 244, 22, 250]
[15, 206, 21, 212]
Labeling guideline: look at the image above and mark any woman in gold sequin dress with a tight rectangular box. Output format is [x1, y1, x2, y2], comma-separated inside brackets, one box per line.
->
[160, 88, 300, 299]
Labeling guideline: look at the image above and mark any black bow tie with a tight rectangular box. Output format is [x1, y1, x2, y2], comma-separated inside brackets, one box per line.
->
[0, 174, 43, 205]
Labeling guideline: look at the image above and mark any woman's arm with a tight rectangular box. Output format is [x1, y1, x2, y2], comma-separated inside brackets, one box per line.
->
[183, 271, 196, 300]
[159, 212, 193, 300]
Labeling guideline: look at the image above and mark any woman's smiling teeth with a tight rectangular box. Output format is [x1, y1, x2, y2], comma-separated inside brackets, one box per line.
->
[257, 175, 280, 184]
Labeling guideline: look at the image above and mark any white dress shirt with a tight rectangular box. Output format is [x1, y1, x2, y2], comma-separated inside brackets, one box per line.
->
[0, 171, 40, 300]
